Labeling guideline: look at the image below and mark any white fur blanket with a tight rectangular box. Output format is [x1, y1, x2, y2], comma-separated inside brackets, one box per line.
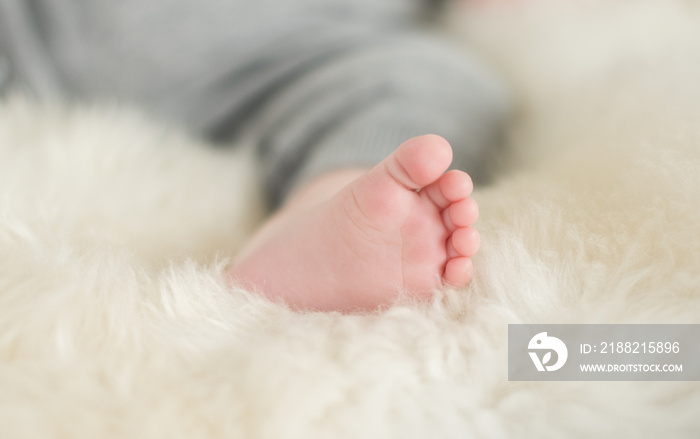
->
[2, 1, 699, 437]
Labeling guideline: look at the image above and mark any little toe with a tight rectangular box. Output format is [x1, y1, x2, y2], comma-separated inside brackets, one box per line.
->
[443, 257, 474, 286]
[443, 198, 479, 231]
[448, 227, 480, 258]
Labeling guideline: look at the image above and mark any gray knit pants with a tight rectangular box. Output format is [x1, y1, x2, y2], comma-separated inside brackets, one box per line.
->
[0, 0, 509, 206]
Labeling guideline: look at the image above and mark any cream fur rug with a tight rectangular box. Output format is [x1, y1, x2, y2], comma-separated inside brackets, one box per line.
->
[2, 1, 700, 437]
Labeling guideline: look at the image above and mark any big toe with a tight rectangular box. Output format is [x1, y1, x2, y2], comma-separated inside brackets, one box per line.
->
[382, 134, 453, 190]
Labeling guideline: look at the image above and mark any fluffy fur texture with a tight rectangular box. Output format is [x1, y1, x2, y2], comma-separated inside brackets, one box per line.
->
[2, 1, 700, 437]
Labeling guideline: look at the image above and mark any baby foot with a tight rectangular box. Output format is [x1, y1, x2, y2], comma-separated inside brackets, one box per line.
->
[227, 135, 480, 312]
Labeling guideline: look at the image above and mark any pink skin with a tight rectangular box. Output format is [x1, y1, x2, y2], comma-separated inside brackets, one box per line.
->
[227, 135, 480, 312]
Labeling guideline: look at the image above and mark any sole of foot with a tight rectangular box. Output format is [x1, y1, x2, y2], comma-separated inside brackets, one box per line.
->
[227, 134, 480, 312]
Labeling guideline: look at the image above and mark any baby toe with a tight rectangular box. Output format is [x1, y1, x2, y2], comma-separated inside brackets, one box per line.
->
[443, 257, 474, 286]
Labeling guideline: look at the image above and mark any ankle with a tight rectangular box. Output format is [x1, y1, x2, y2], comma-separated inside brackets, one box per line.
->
[231, 168, 367, 264]
[282, 168, 367, 215]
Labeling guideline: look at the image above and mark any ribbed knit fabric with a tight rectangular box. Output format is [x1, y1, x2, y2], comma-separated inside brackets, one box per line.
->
[0, 0, 508, 206]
